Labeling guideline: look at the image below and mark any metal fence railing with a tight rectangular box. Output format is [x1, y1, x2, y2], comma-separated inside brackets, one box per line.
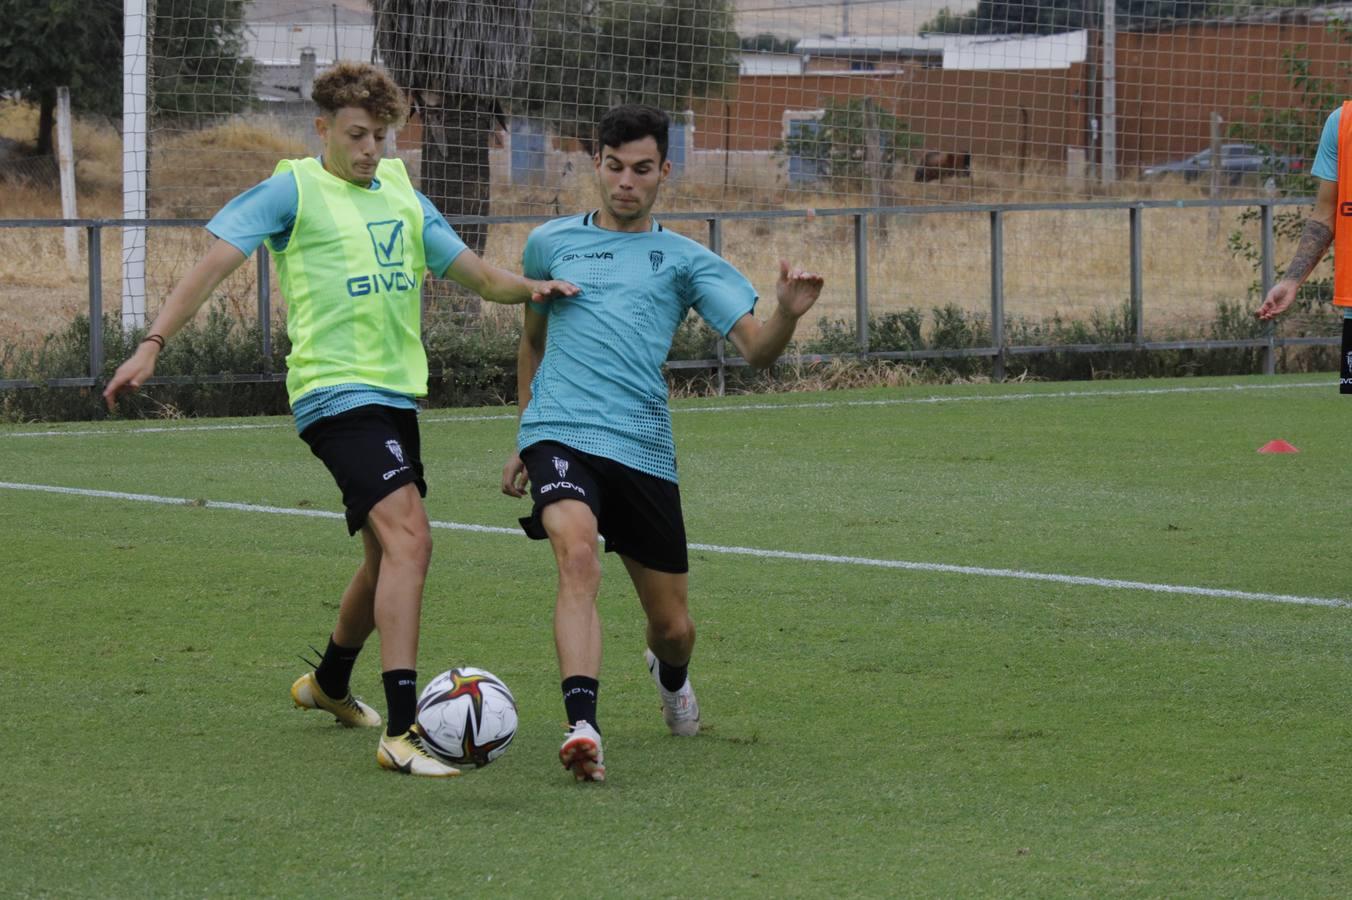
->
[0, 195, 1331, 392]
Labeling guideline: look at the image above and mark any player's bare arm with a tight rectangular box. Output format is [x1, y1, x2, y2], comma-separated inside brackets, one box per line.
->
[1257, 178, 1337, 321]
[728, 260, 825, 368]
[444, 250, 578, 305]
[501, 305, 549, 497]
[103, 239, 248, 409]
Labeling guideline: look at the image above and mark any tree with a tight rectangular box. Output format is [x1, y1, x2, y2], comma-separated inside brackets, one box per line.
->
[740, 33, 798, 54]
[513, 0, 739, 150]
[778, 99, 919, 191]
[0, 0, 120, 155]
[921, 0, 1210, 35]
[373, 0, 535, 262]
[0, 0, 255, 155]
[151, 0, 256, 123]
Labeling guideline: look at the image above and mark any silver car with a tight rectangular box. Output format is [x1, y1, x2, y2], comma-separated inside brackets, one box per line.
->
[1141, 143, 1304, 184]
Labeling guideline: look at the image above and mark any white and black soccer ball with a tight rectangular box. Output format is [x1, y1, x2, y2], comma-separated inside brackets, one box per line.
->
[416, 667, 518, 769]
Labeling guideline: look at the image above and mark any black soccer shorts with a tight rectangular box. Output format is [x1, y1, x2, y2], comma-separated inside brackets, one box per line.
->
[518, 440, 689, 574]
[300, 404, 427, 535]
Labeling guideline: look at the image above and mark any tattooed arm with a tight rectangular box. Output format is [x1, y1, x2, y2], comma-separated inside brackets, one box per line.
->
[1256, 178, 1338, 320]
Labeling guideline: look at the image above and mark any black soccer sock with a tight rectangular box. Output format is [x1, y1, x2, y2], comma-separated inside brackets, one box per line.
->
[656, 656, 689, 693]
[313, 635, 361, 700]
[382, 669, 418, 737]
[561, 675, 600, 732]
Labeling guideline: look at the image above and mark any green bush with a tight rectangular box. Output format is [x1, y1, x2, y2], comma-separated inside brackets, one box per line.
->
[1, 304, 290, 422]
[777, 98, 920, 190]
[1, 299, 1339, 423]
[423, 313, 523, 408]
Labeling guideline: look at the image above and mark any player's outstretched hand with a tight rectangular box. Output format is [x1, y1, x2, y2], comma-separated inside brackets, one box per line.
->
[1255, 279, 1298, 321]
[102, 345, 159, 411]
[532, 280, 579, 304]
[502, 451, 530, 498]
[775, 260, 825, 320]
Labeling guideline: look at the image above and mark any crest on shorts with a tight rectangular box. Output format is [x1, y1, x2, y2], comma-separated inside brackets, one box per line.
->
[386, 440, 406, 465]
[1345, 350, 1352, 373]
[553, 456, 569, 479]
[649, 250, 664, 273]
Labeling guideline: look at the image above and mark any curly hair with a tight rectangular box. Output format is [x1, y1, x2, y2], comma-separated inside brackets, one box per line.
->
[311, 61, 408, 126]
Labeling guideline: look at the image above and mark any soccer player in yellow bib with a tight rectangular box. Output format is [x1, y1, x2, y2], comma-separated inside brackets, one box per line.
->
[104, 62, 577, 777]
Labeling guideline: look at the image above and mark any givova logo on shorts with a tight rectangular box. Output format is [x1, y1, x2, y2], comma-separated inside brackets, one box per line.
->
[540, 456, 585, 496]
[382, 439, 411, 481]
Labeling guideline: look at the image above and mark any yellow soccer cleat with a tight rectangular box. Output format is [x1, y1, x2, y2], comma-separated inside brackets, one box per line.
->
[290, 671, 382, 729]
[377, 726, 463, 777]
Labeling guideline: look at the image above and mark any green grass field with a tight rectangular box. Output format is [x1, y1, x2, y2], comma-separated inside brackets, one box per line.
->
[4, 374, 1352, 897]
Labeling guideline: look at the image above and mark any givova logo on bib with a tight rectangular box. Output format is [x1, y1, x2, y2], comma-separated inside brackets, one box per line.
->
[367, 220, 405, 267]
[348, 219, 417, 297]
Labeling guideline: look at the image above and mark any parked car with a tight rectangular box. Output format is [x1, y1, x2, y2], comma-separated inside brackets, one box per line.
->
[1141, 144, 1304, 184]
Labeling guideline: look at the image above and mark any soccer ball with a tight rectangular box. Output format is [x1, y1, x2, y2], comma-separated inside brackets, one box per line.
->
[415, 667, 518, 769]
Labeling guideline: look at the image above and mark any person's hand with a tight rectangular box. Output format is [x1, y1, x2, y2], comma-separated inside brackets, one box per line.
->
[1256, 279, 1299, 321]
[501, 451, 530, 498]
[531, 280, 579, 303]
[102, 342, 160, 411]
[774, 260, 825, 320]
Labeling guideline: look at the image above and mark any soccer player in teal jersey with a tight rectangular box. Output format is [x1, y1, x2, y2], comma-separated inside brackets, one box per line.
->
[501, 104, 825, 782]
[103, 62, 576, 777]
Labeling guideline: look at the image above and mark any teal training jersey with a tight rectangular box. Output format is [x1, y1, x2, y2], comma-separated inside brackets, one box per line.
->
[517, 212, 758, 482]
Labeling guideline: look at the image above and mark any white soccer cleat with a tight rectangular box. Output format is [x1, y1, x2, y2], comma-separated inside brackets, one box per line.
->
[559, 720, 605, 782]
[644, 648, 701, 736]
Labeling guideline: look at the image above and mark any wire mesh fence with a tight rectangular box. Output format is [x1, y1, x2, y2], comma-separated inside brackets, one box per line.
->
[3, 0, 1350, 379]
[136, 0, 1352, 216]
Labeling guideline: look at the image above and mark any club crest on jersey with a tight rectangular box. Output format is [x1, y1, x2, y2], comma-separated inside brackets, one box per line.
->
[553, 457, 569, 479]
[649, 250, 664, 272]
[386, 440, 406, 465]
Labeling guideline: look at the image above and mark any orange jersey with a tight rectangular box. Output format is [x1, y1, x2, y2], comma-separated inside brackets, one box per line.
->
[1335, 99, 1352, 306]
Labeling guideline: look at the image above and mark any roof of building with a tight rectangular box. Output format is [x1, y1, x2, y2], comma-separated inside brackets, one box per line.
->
[795, 30, 1087, 69]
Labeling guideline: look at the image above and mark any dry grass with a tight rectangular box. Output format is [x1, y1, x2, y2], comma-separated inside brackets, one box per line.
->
[668, 357, 994, 399]
[2, 102, 1327, 349]
[150, 121, 309, 218]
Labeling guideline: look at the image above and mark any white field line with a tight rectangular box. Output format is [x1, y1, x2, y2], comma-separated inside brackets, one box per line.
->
[3, 479, 1345, 610]
[0, 380, 1329, 439]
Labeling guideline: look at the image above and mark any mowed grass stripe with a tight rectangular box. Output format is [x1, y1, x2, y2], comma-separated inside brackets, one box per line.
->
[3, 479, 1344, 609]
[0, 376, 1329, 439]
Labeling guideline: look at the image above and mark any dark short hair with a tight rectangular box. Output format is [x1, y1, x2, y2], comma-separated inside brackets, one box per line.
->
[596, 105, 670, 161]
[312, 61, 408, 126]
